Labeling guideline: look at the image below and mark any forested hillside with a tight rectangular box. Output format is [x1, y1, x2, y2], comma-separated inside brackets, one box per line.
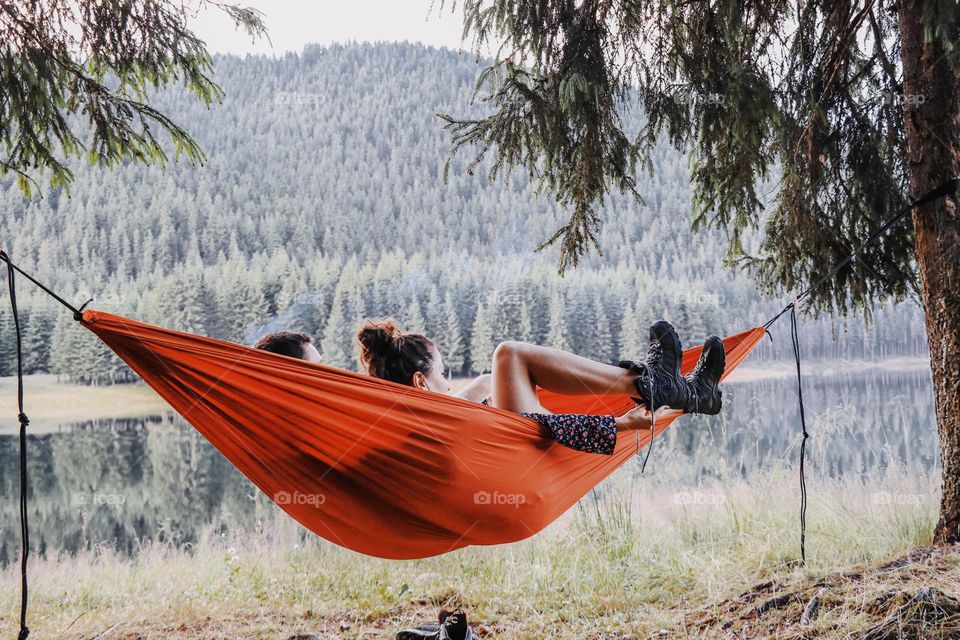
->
[0, 43, 926, 383]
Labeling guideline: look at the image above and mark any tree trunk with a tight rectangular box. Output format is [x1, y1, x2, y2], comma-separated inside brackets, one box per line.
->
[898, 2, 960, 544]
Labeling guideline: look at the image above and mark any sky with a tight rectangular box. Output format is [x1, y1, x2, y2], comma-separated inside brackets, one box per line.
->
[192, 1, 468, 56]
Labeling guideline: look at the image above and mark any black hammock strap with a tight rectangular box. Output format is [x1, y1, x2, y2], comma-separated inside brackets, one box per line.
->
[1, 251, 33, 640]
[0, 178, 958, 638]
[0, 250, 90, 640]
[760, 177, 960, 565]
[790, 305, 809, 564]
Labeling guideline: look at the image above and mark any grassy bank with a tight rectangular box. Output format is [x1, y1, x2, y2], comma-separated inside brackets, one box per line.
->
[0, 375, 168, 433]
[0, 467, 941, 639]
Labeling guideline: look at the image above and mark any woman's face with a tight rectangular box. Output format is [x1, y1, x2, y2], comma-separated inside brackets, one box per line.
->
[412, 346, 451, 394]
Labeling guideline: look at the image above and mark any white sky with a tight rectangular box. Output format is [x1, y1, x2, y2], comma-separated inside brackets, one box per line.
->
[192, 1, 468, 55]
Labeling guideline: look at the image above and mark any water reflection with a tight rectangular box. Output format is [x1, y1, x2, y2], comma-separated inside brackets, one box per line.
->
[0, 368, 939, 562]
[649, 367, 938, 486]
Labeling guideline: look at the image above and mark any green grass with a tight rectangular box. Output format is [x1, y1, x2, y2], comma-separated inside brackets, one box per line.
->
[0, 466, 941, 639]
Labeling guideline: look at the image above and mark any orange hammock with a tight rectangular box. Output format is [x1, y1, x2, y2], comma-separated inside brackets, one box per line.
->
[78, 309, 766, 559]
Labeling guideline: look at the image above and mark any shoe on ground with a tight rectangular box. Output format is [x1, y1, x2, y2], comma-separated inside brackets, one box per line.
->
[396, 609, 474, 640]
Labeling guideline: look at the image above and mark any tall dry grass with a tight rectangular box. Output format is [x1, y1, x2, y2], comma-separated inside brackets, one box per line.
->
[0, 464, 938, 639]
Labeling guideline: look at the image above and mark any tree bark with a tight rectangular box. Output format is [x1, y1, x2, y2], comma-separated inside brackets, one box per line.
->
[898, 2, 960, 544]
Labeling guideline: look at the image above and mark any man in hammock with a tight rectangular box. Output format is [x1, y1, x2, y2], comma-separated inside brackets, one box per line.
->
[254, 330, 324, 363]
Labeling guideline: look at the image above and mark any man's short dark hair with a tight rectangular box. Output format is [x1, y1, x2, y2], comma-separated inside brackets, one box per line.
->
[254, 331, 314, 360]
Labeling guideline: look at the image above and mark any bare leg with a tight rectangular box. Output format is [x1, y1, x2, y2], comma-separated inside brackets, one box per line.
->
[491, 341, 638, 414]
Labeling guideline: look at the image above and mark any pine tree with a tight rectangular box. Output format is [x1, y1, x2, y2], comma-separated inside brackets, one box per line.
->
[469, 303, 495, 374]
[49, 312, 93, 382]
[179, 270, 214, 336]
[546, 290, 570, 352]
[156, 269, 212, 335]
[216, 274, 269, 344]
[489, 283, 523, 345]
[0, 308, 15, 377]
[1, 1, 266, 196]
[518, 298, 535, 344]
[619, 295, 646, 360]
[22, 307, 54, 374]
[438, 292, 466, 375]
[565, 288, 593, 357]
[586, 293, 613, 364]
[321, 287, 357, 370]
[405, 297, 427, 335]
[424, 285, 444, 339]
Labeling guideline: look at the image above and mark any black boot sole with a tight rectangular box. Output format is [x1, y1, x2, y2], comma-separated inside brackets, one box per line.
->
[397, 627, 439, 640]
[684, 336, 726, 415]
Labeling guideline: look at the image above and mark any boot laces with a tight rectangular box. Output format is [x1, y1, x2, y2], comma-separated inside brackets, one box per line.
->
[645, 340, 663, 365]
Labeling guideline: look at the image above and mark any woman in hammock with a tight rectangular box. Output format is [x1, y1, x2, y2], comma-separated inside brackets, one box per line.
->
[355, 318, 725, 456]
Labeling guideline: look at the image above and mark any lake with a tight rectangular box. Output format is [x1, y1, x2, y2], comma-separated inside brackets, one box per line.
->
[0, 365, 939, 563]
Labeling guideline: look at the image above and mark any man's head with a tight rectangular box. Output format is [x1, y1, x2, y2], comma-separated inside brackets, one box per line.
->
[254, 331, 323, 364]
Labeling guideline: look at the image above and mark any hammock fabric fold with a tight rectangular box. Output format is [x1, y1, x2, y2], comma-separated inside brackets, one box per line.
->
[80, 309, 766, 559]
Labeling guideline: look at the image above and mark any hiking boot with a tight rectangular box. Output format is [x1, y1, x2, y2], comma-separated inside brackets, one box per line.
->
[683, 336, 726, 415]
[438, 610, 471, 640]
[396, 624, 439, 640]
[396, 609, 474, 640]
[617, 320, 689, 411]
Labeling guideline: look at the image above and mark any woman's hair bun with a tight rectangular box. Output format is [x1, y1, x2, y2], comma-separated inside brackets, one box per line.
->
[356, 318, 434, 384]
[356, 319, 403, 366]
